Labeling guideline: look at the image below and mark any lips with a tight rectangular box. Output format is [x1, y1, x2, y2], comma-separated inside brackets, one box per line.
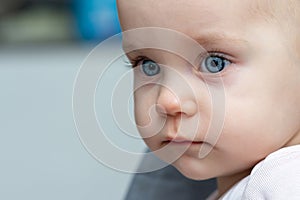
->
[165, 141, 203, 144]
[162, 136, 204, 145]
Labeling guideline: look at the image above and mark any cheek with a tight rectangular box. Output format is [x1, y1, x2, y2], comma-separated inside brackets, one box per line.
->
[133, 85, 157, 126]
[133, 86, 164, 148]
[219, 74, 300, 161]
[134, 100, 151, 127]
[223, 56, 299, 129]
[213, 102, 277, 174]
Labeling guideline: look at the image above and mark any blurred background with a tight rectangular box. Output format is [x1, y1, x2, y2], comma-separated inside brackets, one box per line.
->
[0, 0, 143, 199]
[0, 0, 121, 43]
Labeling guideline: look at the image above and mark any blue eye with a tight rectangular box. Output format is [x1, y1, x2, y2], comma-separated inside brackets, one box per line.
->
[141, 60, 160, 76]
[202, 55, 231, 73]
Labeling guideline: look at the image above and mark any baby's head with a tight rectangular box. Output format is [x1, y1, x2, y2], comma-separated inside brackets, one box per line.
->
[117, 0, 300, 184]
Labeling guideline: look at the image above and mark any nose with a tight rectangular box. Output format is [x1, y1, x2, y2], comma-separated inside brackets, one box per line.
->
[156, 86, 197, 117]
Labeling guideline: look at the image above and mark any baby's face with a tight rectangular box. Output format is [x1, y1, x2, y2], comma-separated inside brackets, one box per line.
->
[118, 0, 300, 179]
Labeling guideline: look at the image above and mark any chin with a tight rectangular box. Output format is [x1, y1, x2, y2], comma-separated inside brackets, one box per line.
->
[175, 166, 214, 180]
[172, 156, 216, 180]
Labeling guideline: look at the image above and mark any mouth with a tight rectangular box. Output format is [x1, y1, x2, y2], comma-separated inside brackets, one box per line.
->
[162, 138, 205, 146]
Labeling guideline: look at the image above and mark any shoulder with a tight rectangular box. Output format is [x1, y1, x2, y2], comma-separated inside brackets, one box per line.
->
[243, 145, 300, 199]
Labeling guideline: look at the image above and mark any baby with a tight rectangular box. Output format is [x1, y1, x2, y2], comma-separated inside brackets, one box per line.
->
[117, 0, 300, 199]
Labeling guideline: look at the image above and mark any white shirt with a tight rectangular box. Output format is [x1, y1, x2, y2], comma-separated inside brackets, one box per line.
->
[210, 145, 300, 200]
[207, 145, 300, 200]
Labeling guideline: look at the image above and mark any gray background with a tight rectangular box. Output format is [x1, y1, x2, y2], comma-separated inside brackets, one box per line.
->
[0, 44, 146, 200]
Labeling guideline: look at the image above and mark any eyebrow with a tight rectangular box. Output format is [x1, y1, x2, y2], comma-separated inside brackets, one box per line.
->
[122, 31, 249, 54]
[193, 32, 249, 47]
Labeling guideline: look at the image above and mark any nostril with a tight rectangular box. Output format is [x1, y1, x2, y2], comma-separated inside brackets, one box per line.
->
[155, 104, 168, 116]
[156, 100, 197, 117]
[156, 86, 197, 117]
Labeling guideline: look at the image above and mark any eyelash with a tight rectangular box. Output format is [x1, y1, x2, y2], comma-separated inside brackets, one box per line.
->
[125, 49, 232, 69]
[127, 56, 148, 68]
[199, 49, 230, 62]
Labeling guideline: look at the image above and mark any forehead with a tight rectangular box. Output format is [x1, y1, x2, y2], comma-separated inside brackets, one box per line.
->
[118, 0, 258, 37]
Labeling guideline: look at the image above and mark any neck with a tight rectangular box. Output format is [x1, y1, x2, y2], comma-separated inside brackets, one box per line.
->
[216, 169, 252, 198]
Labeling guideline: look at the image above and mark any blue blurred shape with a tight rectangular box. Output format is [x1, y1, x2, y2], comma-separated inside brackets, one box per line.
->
[74, 0, 121, 41]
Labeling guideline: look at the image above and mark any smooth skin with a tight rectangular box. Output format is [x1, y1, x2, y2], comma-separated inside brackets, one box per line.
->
[117, 0, 300, 197]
